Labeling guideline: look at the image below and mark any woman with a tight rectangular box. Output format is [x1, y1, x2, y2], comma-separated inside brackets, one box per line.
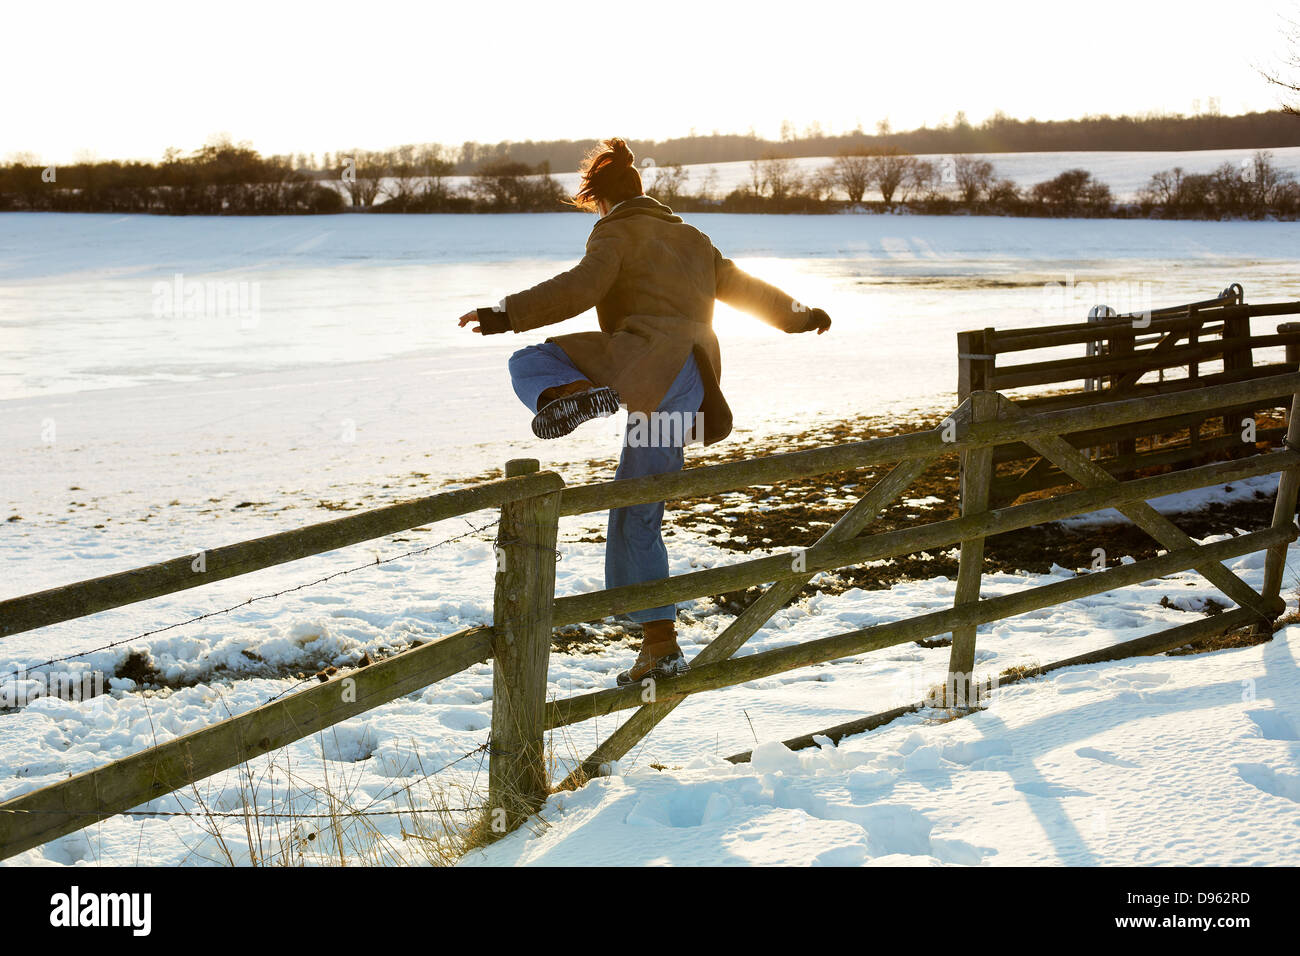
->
[458, 137, 831, 685]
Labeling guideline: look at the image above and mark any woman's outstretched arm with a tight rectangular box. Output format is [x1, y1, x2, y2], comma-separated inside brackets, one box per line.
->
[457, 234, 622, 335]
[713, 247, 831, 334]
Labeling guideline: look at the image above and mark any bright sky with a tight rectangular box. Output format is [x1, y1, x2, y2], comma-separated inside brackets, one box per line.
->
[4, 0, 1296, 165]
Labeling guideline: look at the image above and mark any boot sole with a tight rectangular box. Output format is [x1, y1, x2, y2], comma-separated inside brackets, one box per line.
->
[532, 387, 621, 440]
[616, 658, 691, 686]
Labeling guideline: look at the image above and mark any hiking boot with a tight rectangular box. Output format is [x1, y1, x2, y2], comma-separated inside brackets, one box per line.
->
[616, 647, 689, 685]
[616, 620, 689, 685]
[531, 382, 620, 440]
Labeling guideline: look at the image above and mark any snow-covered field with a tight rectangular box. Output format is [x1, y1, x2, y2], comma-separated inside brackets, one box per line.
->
[664, 145, 1300, 203]
[420, 145, 1300, 204]
[1, 210, 1298, 865]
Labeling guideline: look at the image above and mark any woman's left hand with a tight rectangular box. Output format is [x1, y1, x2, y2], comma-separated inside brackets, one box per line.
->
[806, 308, 832, 335]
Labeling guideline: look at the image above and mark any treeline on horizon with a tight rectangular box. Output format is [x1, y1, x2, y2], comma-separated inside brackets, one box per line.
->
[1, 109, 1298, 219]
[453, 108, 1300, 170]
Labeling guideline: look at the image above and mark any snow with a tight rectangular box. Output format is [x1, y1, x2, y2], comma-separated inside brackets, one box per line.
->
[467, 621, 1300, 867]
[418, 145, 1300, 205]
[2, 208, 1299, 866]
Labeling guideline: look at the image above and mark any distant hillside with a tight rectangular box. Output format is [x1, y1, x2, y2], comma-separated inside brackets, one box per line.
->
[446, 110, 1300, 174]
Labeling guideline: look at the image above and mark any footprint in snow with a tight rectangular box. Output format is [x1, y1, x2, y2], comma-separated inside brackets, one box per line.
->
[1235, 763, 1300, 803]
[1245, 709, 1300, 742]
[438, 707, 489, 732]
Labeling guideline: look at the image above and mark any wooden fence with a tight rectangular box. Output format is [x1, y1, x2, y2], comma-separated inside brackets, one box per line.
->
[3, 371, 1300, 860]
[958, 285, 1300, 504]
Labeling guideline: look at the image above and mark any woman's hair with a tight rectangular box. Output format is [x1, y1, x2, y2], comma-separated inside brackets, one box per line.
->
[570, 137, 643, 211]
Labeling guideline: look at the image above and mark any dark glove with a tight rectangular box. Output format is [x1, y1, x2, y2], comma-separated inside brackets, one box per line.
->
[804, 308, 832, 334]
[476, 306, 512, 335]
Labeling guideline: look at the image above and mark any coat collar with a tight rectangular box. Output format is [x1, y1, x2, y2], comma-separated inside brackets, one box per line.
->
[591, 194, 682, 232]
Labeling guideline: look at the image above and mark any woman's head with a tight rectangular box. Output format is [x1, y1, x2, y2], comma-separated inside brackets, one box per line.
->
[571, 137, 643, 213]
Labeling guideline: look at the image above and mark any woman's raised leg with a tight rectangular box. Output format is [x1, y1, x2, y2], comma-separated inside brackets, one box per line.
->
[507, 341, 589, 412]
[605, 352, 706, 624]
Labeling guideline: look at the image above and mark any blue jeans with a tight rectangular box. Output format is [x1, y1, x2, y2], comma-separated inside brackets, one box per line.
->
[507, 342, 705, 623]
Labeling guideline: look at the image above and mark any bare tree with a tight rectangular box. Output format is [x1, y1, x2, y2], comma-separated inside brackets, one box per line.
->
[953, 155, 995, 203]
[339, 149, 386, 207]
[1243, 150, 1296, 214]
[647, 162, 690, 206]
[1081, 180, 1113, 215]
[1139, 166, 1187, 210]
[1260, 11, 1300, 115]
[417, 144, 456, 206]
[383, 144, 422, 206]
[903, 158, 938, 202]
[805, 165, 838, 202]
[831, 149, 873, 203]
[1031, 169, 1112, 215]
[758, 154, 802, 201]
[985, 178, 1020, 207]
[696, 168, 720, 202]
[868, 147, 913, 204]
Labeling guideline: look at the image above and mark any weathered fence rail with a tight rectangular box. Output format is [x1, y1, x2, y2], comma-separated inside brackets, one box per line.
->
[0, 470, 563, 638]
[3, 365, 1300, 861]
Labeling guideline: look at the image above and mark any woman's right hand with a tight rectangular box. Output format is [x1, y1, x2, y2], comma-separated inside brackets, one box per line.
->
[457, 310, 484, 334]
[459, 307, 512, 335]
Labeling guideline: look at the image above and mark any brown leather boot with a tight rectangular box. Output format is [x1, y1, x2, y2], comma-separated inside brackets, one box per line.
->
[532, 381, 620, 439]
[616, 620, 689, 685]
[536, 379, 596, 410]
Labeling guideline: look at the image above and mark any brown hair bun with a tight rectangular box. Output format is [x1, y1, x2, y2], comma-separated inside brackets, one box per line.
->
[607, 138, 634, 167]
[570, 137, 644, 211]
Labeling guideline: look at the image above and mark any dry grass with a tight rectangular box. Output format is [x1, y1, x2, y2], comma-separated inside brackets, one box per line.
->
[1165, 625, 1274, 656]
[999, 661, 1046, 683]
[923, 672, 998, 711]
[179, 734, 500, 867]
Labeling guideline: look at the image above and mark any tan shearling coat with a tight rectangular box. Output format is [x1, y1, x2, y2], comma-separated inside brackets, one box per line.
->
[499, 196, 815, 445]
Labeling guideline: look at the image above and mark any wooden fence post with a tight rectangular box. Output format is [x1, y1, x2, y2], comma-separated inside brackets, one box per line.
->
[487, 459, 561, 834]
[946, 390, 997, 707]
[1257, 380, 1300, 629]
[1283, 323, 1300, 371]
[1256, 323, 1300, 633]
[1108, 324, 1137, 475]
[1222, 307, 1254, 458]
[957, 329, 995, 404]
[958, 329, 997, 500]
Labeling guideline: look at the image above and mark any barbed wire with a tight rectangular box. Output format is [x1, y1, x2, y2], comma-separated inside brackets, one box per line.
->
[0, 806, 486, 819]
[0, 515, 505, 688]
[0, 744, 509, 858]
[355, 741, 492, 816]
